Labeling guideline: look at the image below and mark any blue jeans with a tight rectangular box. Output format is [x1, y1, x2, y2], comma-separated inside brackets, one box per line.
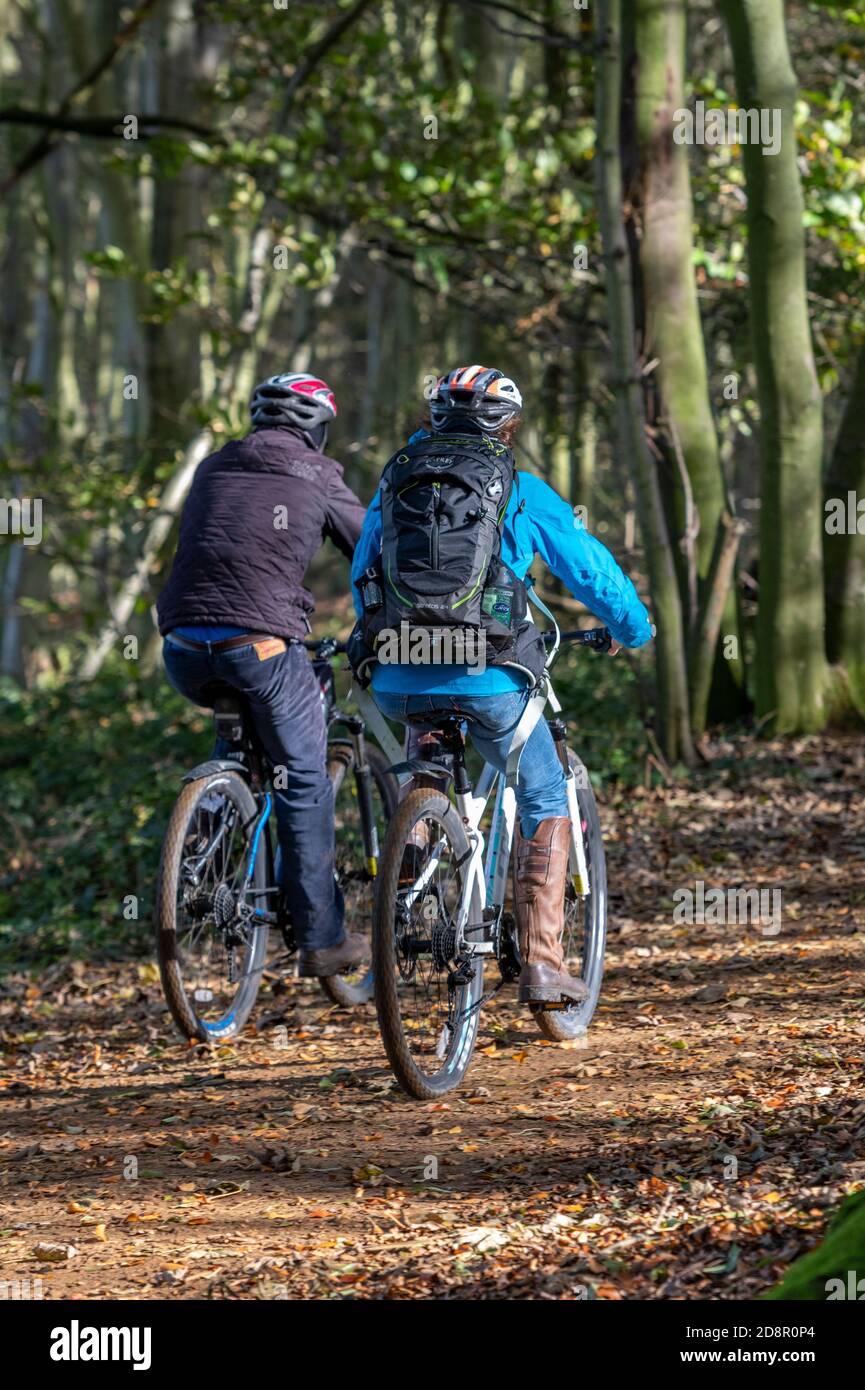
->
[163, 637, 343, 951]
[372, 689, 568, 839]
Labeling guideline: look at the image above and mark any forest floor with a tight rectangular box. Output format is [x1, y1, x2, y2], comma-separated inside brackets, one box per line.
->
[1, 735, 863, 1300]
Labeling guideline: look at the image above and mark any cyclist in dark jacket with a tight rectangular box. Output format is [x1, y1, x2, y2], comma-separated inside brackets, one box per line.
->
[157, 373, 367, 978]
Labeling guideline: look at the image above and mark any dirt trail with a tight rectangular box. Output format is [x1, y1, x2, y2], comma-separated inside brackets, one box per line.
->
[1, 736, 863, 1300]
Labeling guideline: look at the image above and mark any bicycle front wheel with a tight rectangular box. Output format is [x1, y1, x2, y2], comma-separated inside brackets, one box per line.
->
[372, 788, 484, 1098]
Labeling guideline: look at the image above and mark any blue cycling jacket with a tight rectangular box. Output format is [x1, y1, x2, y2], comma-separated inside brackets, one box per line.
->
[351, 461, 653, 696]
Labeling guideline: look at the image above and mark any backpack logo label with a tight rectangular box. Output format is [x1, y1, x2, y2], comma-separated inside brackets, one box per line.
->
[486, 478, 503, 500]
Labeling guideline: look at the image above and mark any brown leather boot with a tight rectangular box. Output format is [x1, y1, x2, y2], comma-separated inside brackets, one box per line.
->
[515, 816, 588, 1005]
[298, 931, 367, 979]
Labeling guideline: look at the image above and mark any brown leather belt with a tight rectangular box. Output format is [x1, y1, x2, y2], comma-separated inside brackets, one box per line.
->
[166, 631, 286, 653]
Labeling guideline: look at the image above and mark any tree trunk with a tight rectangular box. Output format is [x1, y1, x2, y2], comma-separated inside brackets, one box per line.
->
[573, 348, 600, 520]
[824, 336, 865, 715]
[52, 0, 153, 459]
[595, 0, 694, 765]
[146, 0, 223, 451]
[1, 532, 25, 682]
[541, 359, 572, 501]
[632, 0, 745, 727]
[76, 429, 215, 682]
[720, 0, 829, 732]
[689, 513, 747, 736]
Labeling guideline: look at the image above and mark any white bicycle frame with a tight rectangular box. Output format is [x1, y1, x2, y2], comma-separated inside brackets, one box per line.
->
[351, 584, 594, 964]
[438, 679, 591, 961]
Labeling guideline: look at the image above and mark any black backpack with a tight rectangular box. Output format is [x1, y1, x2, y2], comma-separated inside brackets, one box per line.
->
[355, 432, 546, 682]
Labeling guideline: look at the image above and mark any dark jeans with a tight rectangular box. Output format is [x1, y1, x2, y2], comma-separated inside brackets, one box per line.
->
[163, 637, 343, 951]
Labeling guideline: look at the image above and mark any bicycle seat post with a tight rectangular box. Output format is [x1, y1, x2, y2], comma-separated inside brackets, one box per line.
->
[441, 720, 471, 797]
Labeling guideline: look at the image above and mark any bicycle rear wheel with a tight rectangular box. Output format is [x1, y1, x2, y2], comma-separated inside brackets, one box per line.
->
[320, 742, 397, 1006]
[155, 771, 269, 1043]
[372, 788, 484, 1099]
[527, 751, 606, 1042]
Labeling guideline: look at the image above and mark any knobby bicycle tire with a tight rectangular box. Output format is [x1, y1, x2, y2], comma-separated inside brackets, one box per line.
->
[372, 788, 484, 1098]
[320, 742, 398, 1007]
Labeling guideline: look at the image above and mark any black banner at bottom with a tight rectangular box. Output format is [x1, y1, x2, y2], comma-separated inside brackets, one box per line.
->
[2, 1295, 857, 1376]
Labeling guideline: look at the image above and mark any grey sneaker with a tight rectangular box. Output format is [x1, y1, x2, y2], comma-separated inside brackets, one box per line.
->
[298, 931, 367, 979]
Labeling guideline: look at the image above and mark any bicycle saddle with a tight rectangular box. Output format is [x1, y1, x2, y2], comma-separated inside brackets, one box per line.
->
[200, 682, 247, 745]
[387, 757, 454, 784]
[403, 710, 464, 731]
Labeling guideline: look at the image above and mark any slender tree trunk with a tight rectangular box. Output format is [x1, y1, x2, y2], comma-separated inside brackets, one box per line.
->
[824, 336, 865, 715]
[41, 147, 87, 445]
[48, 0, 152, 458]
[689, 513, 747, 735]
[357, 263, 386, 447]
[146, 0, 222, 450]
[1, 530, 25, 682]
[573, 348, 599, 520]
[633, 0, 722, 577]
[720, 0, 829, 732]
[632, 0, 745, 727]
[76, 429, 214, 683]
[595, 0, 694, 765]
[541, 359, 572, 501]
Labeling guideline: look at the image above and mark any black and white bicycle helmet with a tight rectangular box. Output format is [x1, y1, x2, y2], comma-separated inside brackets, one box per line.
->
[430, 365, 523, 433]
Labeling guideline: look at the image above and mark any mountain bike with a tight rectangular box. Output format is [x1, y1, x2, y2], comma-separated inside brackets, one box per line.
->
[155, 638, 397, 1043]
[371, 625, 610, 1098]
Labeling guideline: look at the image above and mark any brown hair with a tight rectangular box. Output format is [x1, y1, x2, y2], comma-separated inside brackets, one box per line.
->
[416, 416, 522, 446]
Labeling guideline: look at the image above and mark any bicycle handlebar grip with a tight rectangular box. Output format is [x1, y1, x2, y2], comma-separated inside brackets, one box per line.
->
[303, 636, 348, 657]
[544, 627, 614, 651]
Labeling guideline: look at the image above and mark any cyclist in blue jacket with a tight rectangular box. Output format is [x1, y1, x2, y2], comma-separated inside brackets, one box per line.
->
[351, 366, 653, 1007]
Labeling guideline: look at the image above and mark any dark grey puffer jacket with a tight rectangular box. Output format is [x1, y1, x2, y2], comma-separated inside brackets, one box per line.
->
[156, 427, 366, 640]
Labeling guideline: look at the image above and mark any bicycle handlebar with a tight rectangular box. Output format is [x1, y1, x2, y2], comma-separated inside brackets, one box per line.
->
[542, 626, 613, 653]
[303, 637, 348, 658]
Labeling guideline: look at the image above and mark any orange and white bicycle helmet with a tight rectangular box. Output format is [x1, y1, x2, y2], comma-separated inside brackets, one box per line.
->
[429, 365, 523, 433]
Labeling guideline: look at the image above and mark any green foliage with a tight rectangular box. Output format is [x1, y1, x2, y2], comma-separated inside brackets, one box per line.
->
[0, 670, 209, 971]
[765, 1188, 865, 1300]
[552, 644, 650, 785]
[3, 0, 865, 742]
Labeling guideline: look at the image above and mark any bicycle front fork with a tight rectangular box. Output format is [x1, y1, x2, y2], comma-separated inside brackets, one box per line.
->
[330, 713, 379, 877]
[549, 718, 590, 894]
